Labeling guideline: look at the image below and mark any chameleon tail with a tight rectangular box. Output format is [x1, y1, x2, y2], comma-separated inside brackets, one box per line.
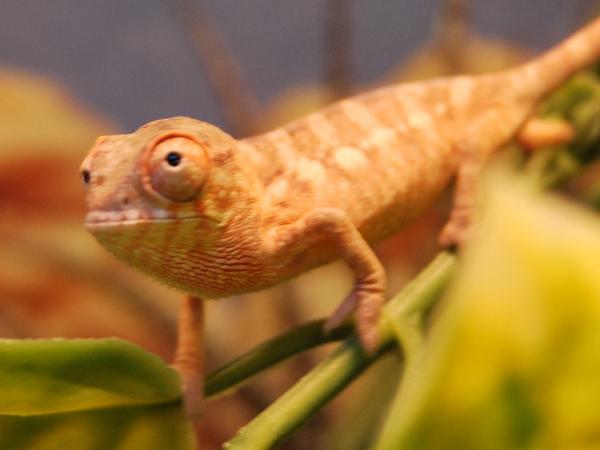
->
[513, 16, 600, 100]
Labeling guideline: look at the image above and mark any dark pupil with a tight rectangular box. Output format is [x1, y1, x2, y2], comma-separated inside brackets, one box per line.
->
[82, 170, 91, 185]
[166, 152, 182, 167]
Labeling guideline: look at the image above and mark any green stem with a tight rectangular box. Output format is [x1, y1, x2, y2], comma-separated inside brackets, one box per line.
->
[223, 252, 457, 450]
[224, 336, 392, 450]
[205, 320, 352, 399]
[373, 253, 457, 450]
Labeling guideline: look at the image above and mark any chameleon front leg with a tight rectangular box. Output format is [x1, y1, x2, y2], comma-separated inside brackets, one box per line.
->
[266, 208, 386, 352]
[438, 141, 485, 247]
[172, 295, 204, 419]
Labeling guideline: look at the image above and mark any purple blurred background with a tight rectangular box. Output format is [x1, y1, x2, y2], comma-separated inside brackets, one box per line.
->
[0, 0, 590, 131]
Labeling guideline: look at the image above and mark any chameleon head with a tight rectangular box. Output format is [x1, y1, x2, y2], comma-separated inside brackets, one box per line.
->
[80, 116, 258, 292]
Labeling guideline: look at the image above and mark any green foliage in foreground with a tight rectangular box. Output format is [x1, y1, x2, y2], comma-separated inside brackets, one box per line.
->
[0, 339, 193, 449]
[376, 174, 600, 450]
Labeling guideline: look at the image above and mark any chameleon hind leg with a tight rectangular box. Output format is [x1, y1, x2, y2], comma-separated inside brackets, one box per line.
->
[172, 296, 205, 423]
[439, 115, 575, 247]
[266, 207, 386, 353]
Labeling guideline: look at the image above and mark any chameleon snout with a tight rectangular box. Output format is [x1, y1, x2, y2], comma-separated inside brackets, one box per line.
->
[81, 136, 159, 225]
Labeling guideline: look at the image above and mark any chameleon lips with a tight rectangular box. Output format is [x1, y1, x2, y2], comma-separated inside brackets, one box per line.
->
[84, 209, 175, 227]
[84, 209, 210, 228]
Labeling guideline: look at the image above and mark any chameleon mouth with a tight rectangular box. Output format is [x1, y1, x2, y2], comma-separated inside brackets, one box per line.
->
[84, 209, 200, 228]
[86, 209, 172, 224]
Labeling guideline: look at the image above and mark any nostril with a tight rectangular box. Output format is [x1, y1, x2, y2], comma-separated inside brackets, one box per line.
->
[122, 197, 129, 205]
[82, 169, 91, 185]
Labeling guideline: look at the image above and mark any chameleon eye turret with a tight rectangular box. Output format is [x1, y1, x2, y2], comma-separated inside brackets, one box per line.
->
[145, 134, 210, 202]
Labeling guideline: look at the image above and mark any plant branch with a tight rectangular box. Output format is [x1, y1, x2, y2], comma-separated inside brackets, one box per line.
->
[223, 252, 456, 449]
[435, 0, 471, 73]
[324, 0, 353, 99]
[166, 0, 262, 136]
[204, 319, 352, 399]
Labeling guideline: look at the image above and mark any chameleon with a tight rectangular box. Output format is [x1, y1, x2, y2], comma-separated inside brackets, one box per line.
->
[81, 17, 600, 413]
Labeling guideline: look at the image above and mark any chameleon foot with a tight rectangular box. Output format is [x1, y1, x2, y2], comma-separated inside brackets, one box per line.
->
[325, 287, 384, 353]
[354, 290, 385, 353]
[439, 193, 473, 248]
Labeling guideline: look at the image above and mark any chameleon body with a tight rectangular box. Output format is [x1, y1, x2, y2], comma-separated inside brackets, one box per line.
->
[82, 18, 600, 351]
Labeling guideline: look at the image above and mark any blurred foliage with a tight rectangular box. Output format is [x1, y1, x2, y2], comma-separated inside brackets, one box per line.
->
[0, 69, 179, 358]
[0, 403, 190, 450]
[376, 173, 600, 450]
[391, 36, 529, 82]
[0, 339, 193, 449]
[0, 339, 179, 414]
[0, 69, 112, 160]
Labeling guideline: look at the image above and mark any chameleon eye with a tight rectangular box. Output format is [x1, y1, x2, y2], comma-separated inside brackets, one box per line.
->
[148, 136, 209, 202]
[165, 152, 182, 167]
[82, 169, 91, 185]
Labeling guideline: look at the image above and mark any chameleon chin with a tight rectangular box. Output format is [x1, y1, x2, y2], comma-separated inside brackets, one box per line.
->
[81, 17, 600, 416]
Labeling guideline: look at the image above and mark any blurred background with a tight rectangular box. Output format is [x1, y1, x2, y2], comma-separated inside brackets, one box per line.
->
[0, 1, 595, 448]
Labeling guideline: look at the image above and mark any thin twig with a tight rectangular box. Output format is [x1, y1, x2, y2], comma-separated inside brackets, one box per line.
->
[205, 319, 352, 399]
[324, 0, 353, 99]
[434, 0, 471, 72]
[166, 0, 262, 136]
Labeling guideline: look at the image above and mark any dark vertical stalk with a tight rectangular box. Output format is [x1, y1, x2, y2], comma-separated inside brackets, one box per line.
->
[435, 0, 471, 73]
[166, 0, 262, 137]
[325, 0, 353, 99]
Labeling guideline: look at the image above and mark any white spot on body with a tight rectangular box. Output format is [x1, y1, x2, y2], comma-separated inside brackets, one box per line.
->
[296, 157, 327, 185]
[334, 146, 369, 172]
[237, 141, 263, 168]
[434, 103, 448, 116]
[393, 88, 445, 159]
[306, 112, 339, 143]
[268, 129, 296, 162]
[361, 128, 398, 155]
[341, 100, 380, 130]
[450, 77, 473, 110]
[267, 178, 289, 201]
[407, 111, 433, 129]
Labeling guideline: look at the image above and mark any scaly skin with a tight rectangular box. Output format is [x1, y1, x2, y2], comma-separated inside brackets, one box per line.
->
[82, 19, 600, 361]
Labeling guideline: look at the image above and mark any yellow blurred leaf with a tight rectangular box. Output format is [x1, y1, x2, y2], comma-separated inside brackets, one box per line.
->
[389, 36, 531, 82]
[391, 172, 600, 449]
[0, 68, 113, 160]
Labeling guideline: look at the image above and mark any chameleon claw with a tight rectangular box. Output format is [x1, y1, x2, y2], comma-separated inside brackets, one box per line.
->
[355, 292, 384, 354]
[324, 291, 358, 331]
[325, 288, 384, 354]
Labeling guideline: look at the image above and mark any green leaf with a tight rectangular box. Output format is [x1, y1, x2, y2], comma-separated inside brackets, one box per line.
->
[377, 173, 600, 450]
[0, 338, 193, 449]
[0, 402, 192, 450]
[0, 338, 181, 415]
